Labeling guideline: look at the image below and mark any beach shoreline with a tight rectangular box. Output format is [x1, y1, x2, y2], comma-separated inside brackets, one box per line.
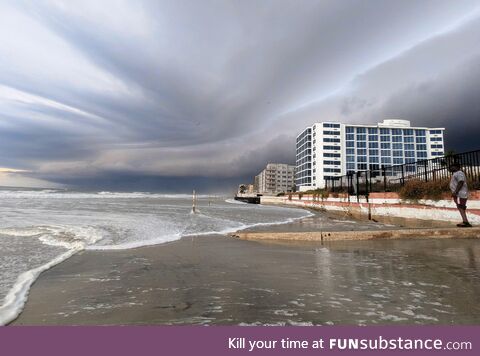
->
[11, 209, 480, 326]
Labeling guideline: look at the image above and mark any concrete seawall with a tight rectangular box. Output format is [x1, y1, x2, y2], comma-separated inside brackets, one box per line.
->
[234, 227, 480, 242]
[260, 192, 480, 224]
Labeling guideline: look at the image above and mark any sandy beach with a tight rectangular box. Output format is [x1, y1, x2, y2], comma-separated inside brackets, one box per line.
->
[12, 211, 480, 325]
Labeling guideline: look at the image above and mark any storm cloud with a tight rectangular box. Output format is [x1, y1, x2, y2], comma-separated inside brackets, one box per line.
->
[1, 0, 479, 191]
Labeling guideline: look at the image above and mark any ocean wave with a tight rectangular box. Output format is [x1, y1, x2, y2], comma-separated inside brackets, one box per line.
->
[0, 225, 103, 325]
[0, 190, 216, 200]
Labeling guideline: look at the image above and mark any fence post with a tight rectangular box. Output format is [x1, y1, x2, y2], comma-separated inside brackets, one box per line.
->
[382, 165, 387, 192]
[365, 171, 369, 197]
[401, 165, 405, 186]
[356, 173, 360, 202]
[423, 160, 428, 182]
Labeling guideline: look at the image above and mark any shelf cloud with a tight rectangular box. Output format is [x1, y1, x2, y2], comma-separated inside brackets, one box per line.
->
[1, 0, 479, 191]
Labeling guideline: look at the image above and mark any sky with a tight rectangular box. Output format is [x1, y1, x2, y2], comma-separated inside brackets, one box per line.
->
[0, 0, 480, 192]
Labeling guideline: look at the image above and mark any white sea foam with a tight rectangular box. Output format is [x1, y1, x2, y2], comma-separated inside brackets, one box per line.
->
[0, 225, 103, 325]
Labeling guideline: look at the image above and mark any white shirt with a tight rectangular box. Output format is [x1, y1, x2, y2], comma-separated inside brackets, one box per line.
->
[450, 170, 469, 199]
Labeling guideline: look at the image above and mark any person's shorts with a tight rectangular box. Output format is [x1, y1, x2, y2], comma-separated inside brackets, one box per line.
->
[453, 196, 468, 209]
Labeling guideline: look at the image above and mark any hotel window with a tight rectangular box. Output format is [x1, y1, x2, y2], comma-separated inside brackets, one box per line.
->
[357, 163, 367, 170]
[345, 141, 354, 148]
[324, 153, 341, 157]
[324, 137, 340, 143]
[430, 137, 442, 142]
[392, 143, 403, 149]
[346, 127, 355, 133]
[380, 128, 390, 134]
[346, 133, 355, 140]
[415, 129, 426, 136]
[431, 144, 443, 149]
[324, 145, 339, 150]
[381, 157, 392, 164]
[357, 156, 367, 162]
[392, 129, 402, 135]
[404, 136, 414, 143]
[380, 143, 391, 149]
[368, 135, 378, 141]
[405, 151, 415, 158]
[432, 152, 443, 156]
[356, 134, 366, 141]
[416, 137, 426, 143]
[403, 129, 414, 136]
[430, 130, 442, 134]
[323, 123, 340, 128]
[369, 157, 379, 163]
[392, 136, 402, 142]
[347, 163, 355, 170]
[368, 128, 378, 134]
[346, 155, 355, 162]
[381, 150, 391, 156]
[404, 144, 415, 150]
[324, 160, 340, 165]
[323, 130, 340, 135]
[357, 141, 366, 148]
[393, 158, 404, 165]
[357, 149, 367, 155]
[356, 127, 366, 133]
[346, 149, 355, 155]
[369, 149, 379, 156]
[393, 150, 403, 157]
[368, 142, 378, 148]
[380, 135, 390, 142]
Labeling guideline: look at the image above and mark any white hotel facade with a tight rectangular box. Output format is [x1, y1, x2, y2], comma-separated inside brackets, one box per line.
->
[295, 119, 445, 191]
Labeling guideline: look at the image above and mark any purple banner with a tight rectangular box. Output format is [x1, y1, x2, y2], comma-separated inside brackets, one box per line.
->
[0, 326, 477, 355]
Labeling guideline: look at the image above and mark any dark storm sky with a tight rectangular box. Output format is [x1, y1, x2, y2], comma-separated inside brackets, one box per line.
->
[1, 0, 480, 191]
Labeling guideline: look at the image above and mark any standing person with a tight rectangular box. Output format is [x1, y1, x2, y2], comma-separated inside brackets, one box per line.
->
[449, 163, 472, 227]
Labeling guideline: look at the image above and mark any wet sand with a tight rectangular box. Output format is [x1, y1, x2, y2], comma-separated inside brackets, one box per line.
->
[12, 212, 480, 325]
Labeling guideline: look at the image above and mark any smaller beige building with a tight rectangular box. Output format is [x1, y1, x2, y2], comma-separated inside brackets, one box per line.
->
[255, 163, 295, 195]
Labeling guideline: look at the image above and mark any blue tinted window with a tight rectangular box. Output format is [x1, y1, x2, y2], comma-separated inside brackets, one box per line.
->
[346, 156, 355, 162]
[357, 149, 367, 155]
[380, 128, 390, 134]
[356, 134, 366, 141]
[357, 141, 366, 148]
[381, 150, 391, 156]
[380, 143, 391, 149]
[356, 127, 366, 133]
[346, 134, 354, 140]
[346, 127, 355, 133]
[404, 144, 415, 150]
[393, 150, 403, 157]
[357, 156, 367, 162]
[369, 149, 379, 156]
[392, 143, 402, 149]
[346, 149, 355, 155]
[346, 141, 354, 148]
[416, 137, 426, 143]
[392, 136, 402, 142]
[404, 136, 414, 143]
[368, 128, 378, 134]
[415, 129, 426, 136]
[368, 135, 378, 141]
[380, 135, 390, 142]
[368, 142, 378, 148]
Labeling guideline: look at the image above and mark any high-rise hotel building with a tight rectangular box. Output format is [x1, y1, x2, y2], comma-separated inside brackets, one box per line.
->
[295, 119, 445, 191]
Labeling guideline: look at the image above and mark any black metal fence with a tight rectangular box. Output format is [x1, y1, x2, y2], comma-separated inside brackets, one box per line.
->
[324, 150, 480, 198]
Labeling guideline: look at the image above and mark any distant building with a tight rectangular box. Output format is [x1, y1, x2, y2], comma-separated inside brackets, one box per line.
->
[256, 163, 296, 195]
[296, 119, 445, 191]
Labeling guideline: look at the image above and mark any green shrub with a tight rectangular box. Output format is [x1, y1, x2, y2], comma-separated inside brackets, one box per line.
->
[276, 192, 285, 197]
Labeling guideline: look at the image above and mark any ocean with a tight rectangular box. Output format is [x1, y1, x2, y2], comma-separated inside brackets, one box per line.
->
[0, 189, 311, 325]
